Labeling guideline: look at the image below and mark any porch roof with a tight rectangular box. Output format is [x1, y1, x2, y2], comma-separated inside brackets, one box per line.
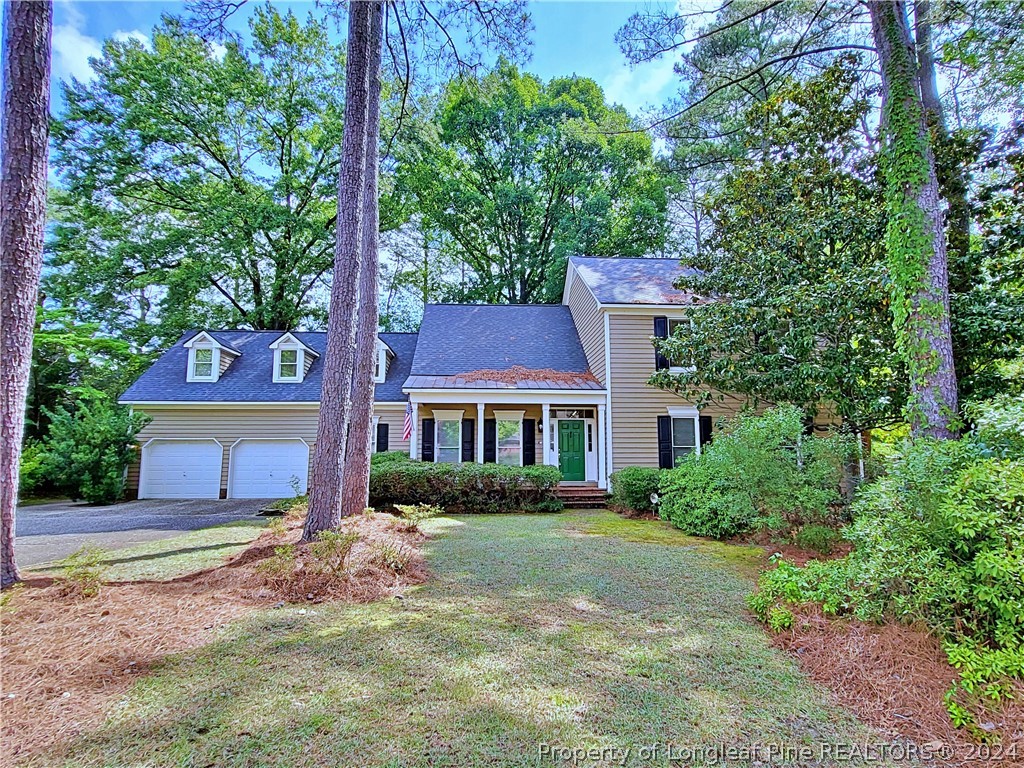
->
[404, 372, 603, 391]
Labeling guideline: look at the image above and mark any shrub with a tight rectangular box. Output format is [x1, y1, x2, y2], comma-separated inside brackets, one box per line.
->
[393, 503, 441, 532]
[18, 441, 48, 497]
[37, 397, 149, 504]
[309, 530, 360, 576]
[749, 435, 1024, 732]
[256, 545, 297, 585]
[658, 406, 849, 539]
[369, 461, 562, 514]
[57, 544, 109, 598]
[371, 450, 413, 466]
[371, 541, 414, 573]
[794, 524, 840, 555]
[609, 467, 662, 514]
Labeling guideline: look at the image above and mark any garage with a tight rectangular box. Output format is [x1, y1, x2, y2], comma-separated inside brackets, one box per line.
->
[140, 439, 223, 499]
[228, 439, 309, 499]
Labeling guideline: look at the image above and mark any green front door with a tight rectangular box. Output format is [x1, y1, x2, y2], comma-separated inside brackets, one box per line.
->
[558, 420, 586, 481]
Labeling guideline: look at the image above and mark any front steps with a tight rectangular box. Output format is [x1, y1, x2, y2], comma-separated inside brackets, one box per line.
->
[555, 483, 609, 509]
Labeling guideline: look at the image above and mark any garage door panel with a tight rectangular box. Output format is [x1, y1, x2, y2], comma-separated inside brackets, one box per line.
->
[229, 440, 308, 499]
[141, 440, 222, 499]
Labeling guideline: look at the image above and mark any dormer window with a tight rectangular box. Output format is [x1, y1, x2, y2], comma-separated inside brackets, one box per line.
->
[374, 342, 387, 383]
[184, 332, 238, 383]
[269, 332, 319, 384]
[192, 347, 216, 380]
[275, 346, 302, 382]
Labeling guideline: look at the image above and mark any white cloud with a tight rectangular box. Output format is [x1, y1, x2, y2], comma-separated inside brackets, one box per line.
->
[601, 56, 679, 115]
[51, 1, 148, 84]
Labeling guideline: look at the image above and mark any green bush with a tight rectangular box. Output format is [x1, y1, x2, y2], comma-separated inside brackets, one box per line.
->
[658, 406, 849, 539]
[37, 397, 149, 504]
[749, 435, 1024, 732]
[371, 450, 414, 466]
[18, 441, 48, 497]
[609, 467, 662, 514]
[394, 503, 442, 532]
[57, 544, 110, 598]
[369, 461, 562, 514]
[794, 524, 840, 555]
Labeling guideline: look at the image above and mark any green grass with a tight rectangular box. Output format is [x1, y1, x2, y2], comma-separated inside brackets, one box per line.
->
[30, 520, 268, 582]
[27, 511, 883, 767]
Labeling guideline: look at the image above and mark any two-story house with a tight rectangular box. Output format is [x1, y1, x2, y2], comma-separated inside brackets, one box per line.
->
[119, 257, 756, 499]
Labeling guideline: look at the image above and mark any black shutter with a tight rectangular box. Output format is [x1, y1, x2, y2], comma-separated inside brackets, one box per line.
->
[657, 415, 673, 469]
[523, 419, 536, 465]
[653, 316, 670, 370]
[462, 418, 475, 462]
[483, 419, 497, 463]
[376, 422, 389, 453]
[421, 418, 435, 462]
[699, 415, 713, 449]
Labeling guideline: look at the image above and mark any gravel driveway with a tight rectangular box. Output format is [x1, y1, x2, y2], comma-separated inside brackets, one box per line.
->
[15, 498, 272, 568]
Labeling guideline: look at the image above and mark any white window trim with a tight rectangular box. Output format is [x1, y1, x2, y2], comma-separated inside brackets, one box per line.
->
[187, 344, 220, 383]
[666, 317, 697, 374]
[374, 343, 388, 384]
[273, 345, 304, 383]
[493, 409, 525, 468]
[433, 409, 464, 464]
[667, 406, 701, 458]
[372, 415, 380, 453]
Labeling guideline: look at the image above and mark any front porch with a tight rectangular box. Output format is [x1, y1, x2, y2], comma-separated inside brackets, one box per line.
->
[406, 391, 609, 490]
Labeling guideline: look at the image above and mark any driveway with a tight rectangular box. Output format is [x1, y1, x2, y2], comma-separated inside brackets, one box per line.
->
[15, 498, 272, 568]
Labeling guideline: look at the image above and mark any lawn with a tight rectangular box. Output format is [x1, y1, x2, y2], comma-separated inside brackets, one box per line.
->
[25, 511, 883, 767]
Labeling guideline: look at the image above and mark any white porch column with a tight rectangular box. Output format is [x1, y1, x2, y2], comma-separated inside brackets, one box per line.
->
[597, 403, 608, 489]
[409, 401, 419, 460]
[541, 403, 551, 465]
[476, 402, 485, 463]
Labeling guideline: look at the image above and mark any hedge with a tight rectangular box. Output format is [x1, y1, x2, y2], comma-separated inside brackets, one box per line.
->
[609, 466, 662, 514]
[369, 459, 563, 513]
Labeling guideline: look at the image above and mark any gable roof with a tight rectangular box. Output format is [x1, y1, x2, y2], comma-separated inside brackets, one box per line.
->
[405, 304, 601, 390]
[120, 330, 417, 404]
[569, 255, 702, 305]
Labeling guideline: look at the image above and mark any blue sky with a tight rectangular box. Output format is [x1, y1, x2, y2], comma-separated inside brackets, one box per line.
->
[42, 0, 682, 115]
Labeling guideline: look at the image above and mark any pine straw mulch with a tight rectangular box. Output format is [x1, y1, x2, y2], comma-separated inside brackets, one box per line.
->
[456, 365, 600, 386]
[773, 607, 1024, 766]
[0, 510, 428, 765]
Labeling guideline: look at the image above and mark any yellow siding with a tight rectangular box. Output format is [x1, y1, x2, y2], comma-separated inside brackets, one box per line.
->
[565, 275, 606, 383]
[607, 314, 751, 471]
[128, 403, 411, 493]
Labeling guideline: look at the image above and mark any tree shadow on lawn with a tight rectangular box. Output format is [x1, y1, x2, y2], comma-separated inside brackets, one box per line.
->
[29, 513, 884, 768]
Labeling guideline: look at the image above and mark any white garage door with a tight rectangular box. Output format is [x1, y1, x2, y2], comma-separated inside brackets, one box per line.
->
[229, 440, 309, 499]
[140, 440, 223, 499]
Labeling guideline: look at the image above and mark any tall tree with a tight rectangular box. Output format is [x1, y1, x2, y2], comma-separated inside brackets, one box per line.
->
[400, 60, 669, 304]
[303, 1, 382, 538]
[1, 0, 53, 589]
[49, 7, 365, 345]
[657, 60, 905, 433]
[869, 0, 959, 437]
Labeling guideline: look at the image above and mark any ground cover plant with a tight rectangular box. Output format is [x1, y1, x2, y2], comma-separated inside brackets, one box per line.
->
[749, 421, 1024, 739]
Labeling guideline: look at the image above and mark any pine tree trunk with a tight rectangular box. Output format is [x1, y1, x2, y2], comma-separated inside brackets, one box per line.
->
[1, 0, 52, 590]
[303, 1, 376, 540]
[869, 0, 959, 439]
[340, 1, 383, 520]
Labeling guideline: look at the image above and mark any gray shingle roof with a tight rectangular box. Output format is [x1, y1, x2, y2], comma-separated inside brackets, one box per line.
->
[570, 255, 702, 305]
[406, 304, 599, 390]
[120, 330, 417, 403]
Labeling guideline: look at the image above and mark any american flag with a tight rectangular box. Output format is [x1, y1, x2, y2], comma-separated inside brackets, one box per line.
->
[402, 402, 413, 441]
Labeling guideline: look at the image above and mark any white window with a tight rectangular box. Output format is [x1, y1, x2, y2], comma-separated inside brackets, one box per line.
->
[374, 344, 387, 383]
[494, 410, 524, 467]
[667, 406, 701, 465]
[667, 318, 696, 373]
[272, 344, 304, 383]
[436, 419, 462, 463]
[192, 347, 214, 380]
